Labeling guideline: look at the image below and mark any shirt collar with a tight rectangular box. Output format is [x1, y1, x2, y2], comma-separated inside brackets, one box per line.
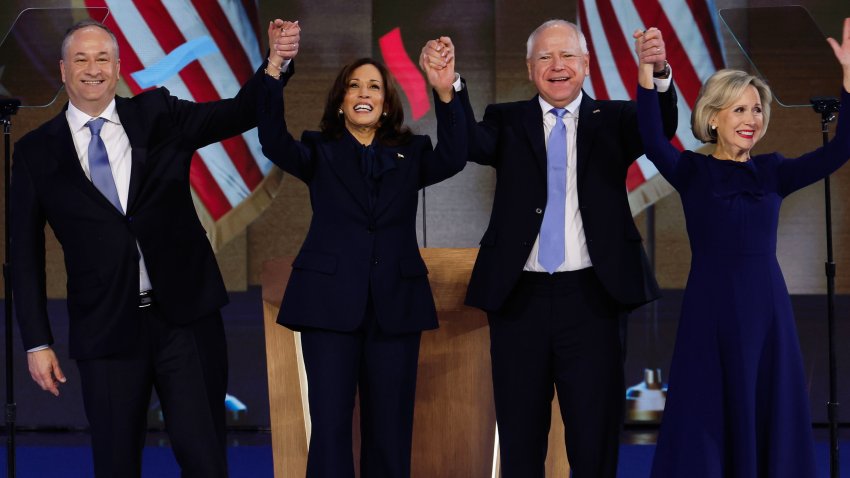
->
[66, 98, 120, 132]
[538, 91, 583, 118]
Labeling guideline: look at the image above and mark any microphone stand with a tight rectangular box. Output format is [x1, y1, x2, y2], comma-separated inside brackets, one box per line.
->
[811, 95, 841, 478]
[2, 97, 20, 478]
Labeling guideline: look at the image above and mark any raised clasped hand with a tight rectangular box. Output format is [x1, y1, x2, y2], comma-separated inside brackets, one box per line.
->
[419, 36, 456, 102]
[268, 19, 301, 65]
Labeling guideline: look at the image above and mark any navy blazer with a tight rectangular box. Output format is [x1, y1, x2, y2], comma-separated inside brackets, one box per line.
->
[258, 75, 468, 335]
[460, 86, 679, 312]
[11, 63, 282, 359]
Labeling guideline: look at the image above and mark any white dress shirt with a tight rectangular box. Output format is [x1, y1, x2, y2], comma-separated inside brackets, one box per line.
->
[66, 99, 153, 293]
[523, 74, 673, 272]
[524, 94, 590, 272]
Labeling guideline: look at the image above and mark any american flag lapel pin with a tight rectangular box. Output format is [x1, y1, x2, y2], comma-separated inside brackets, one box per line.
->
[593, 109, 601, 114]
[397, 153, 405, 159]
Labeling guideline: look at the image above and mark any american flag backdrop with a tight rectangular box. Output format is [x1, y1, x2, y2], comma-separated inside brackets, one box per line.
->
[578, 0, 725, 214]
[85, 0, 279, 250]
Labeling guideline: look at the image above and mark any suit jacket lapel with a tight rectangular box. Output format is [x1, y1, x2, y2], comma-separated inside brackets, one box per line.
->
[116, 97, 147, 213]
[49, 107, 124, 216]
[576, 92, 600, 183]
[521, 97, 547, 179]
[372, 146, 409, 219]
[324, 139, 370, 214]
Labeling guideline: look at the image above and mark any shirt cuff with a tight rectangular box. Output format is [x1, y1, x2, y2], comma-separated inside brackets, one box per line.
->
[653, 67, 673, 93]
[28, 345, 50, 353]
[281, 59, 292, 73]
[452, 73, 463, 92]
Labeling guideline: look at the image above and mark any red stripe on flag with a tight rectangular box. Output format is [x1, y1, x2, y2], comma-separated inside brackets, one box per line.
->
[190, 153, 232, 220]
[379, 28, 430, 121]
[596, 0, 639, 100]
[85, 0, 234, 218]
[685, 0, 725, 70]
[190, 0, 255, 84]
[633, 1, 703, 107]
[626, 162, 646, 191]
[135, 2, 220, 101]
[135, 1, 263, 190]
[671, 135, 685, 151]
[87, 1, 147, 94]
[578, 1, 611, 100]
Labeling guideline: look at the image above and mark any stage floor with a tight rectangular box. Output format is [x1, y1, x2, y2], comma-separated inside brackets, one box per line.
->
[3, 429, 850, 477]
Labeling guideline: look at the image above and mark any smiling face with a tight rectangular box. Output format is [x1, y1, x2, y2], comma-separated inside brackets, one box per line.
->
[341, 63, 385, 136]
[60, 26, 120, 117]
[711, 85, 764, 161]
[526, 24, 589, 107]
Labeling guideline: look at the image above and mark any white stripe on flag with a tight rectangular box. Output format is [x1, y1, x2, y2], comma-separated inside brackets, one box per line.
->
[162, 0, 241, 99]
[636, 154, 659, 180]
[611, 0, 643, 71]
[661, 0, 718, 83]
[582, 1, 630, 101]
[218, 0, 264, 69]
[107, 0, 251, 206]
[161, 0, 273, 176]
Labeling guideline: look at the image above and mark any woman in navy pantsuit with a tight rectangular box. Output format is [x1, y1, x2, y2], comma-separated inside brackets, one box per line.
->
[258, 32, 466, 478]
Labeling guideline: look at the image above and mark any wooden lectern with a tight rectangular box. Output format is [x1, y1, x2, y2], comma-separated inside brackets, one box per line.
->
[261, 248, 569, 477]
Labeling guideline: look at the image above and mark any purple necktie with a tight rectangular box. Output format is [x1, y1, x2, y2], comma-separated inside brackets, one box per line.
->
[86, 118, 123, 213]
[539, 108, 567, 273]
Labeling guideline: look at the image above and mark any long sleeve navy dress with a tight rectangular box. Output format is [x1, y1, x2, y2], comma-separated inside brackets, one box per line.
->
[637, 84, 850, 477]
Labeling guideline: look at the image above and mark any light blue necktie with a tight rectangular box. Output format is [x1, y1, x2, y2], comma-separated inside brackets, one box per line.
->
[86, 118, 123, 213]
[539, 108, 567, 274]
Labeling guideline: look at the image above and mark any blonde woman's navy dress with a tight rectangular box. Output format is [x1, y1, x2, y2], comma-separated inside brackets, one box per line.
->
[638, 84, 850, 478]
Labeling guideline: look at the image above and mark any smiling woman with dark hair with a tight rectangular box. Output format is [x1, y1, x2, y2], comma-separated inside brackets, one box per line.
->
[258, 30, 467, 477]
[318, 58, 413, 146]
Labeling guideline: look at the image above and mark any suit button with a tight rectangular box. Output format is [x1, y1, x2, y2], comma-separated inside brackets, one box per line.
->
[368, 224, 375, 233]
[535, 208, 543, 214]
[373, 257, 379, 265]
[127, 216, 133, 222]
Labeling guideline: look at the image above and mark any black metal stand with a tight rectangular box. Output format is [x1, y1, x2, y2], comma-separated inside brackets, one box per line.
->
[812, 95, 841, 478]
[2, 98, 20, 478]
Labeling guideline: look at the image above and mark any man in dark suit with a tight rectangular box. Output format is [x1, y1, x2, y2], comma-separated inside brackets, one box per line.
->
[423, 20, 677, 477]
[10, 19, 299, 477]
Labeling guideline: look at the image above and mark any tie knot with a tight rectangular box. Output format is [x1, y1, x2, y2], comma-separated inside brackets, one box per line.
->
[550, 108, 567, 120]
[87, 117, 106, 136]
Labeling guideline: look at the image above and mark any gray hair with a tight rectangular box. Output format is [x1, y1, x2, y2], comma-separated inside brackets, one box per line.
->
[61, 19, 119, 61]
[526, 19, 589, 59]
[691, 69, 773, 143]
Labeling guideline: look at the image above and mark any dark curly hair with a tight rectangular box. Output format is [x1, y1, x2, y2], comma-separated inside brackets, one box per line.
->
[320, 58, 412, 146]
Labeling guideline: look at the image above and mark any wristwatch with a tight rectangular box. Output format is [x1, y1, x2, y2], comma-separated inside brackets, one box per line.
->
[653, 60, 670, 79]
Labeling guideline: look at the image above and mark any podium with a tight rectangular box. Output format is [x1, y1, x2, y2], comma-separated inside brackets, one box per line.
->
[261, 248, 570, 477]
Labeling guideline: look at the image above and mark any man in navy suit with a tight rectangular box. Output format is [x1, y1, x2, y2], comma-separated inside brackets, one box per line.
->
[424, 20, 678, 477]
[10, 19, 299, 477]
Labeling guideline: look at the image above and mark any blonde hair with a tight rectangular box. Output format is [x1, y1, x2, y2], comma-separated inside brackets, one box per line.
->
[691, 69, 773, 143]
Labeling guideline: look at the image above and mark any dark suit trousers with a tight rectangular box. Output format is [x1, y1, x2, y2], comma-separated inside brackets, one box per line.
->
[488, 269, 625, 478]
[76, 303, 228, 478]
[299, 300, 421, 478]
